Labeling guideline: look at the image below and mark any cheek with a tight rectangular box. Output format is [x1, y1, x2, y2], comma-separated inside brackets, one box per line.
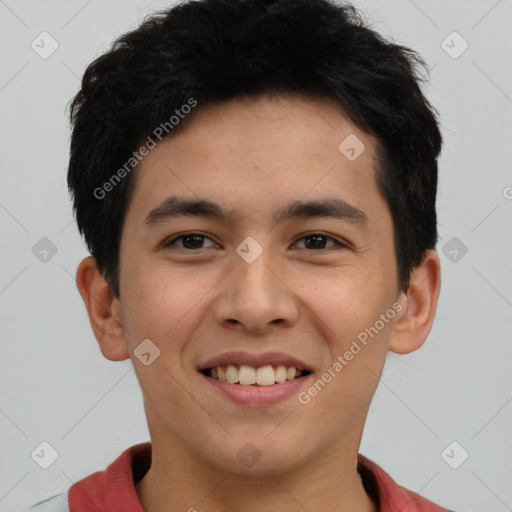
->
[315, 264, 389, 321]
[120, 264, 195, 348]
[308, 267, 395, 370]
[303, 284, 394, 423]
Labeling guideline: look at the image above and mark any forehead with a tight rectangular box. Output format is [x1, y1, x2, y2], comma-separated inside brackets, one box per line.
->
[166, 93, 376, 166]
[127, 93, 385, 229]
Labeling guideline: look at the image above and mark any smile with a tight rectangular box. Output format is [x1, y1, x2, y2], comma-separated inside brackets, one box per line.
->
[200, 364, 312, 386]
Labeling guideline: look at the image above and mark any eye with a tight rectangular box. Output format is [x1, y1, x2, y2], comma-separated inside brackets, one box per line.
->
[293, 233, 345, 250]
[163, 233, 218, 250]
[162, 232, 346, 251]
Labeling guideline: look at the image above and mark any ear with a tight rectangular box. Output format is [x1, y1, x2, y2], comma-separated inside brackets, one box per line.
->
[388, 250, 441, 354]
[75, 256, 130, 361]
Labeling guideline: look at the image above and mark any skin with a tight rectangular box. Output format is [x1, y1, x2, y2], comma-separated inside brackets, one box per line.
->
[76, 93, 441, 512]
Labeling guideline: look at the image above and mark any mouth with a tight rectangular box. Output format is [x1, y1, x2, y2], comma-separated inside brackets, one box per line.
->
[197, 351, 314, 406]
[199, 364, 312, 386]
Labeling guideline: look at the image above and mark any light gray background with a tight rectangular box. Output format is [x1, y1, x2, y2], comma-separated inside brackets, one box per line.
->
[1, 0, 511, 510]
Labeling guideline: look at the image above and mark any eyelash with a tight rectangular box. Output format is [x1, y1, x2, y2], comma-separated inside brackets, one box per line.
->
[163, 232, 347, 251]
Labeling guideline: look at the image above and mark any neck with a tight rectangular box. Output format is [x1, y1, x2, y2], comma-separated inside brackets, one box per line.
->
[135, 431, 376, 512]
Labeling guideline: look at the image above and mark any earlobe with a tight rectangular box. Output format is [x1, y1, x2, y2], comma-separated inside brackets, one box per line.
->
[388, 250, 441, 354]
[75, 256, 130, 361]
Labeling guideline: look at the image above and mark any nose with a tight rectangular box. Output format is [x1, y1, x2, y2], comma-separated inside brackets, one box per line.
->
[211, 243, 300, 334]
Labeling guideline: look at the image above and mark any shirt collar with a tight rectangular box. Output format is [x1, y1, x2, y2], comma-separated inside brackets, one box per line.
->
[68, 443, 448, 512]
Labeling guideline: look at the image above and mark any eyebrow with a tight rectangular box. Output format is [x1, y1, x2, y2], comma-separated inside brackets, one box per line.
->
[144, 195, 369, 230]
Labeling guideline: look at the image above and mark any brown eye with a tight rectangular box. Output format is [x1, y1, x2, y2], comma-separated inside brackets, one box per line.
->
[294, 233, 344, 250]
[164, 233, 217, 250]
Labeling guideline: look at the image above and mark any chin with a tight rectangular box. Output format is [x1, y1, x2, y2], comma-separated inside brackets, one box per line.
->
[199, 436, 311, 477]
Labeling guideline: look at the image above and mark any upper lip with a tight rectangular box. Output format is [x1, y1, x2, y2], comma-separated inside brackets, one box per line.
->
[198, 351, 312, 372]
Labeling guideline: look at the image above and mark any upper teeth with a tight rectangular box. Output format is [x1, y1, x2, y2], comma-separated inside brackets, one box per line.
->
[209, 364, 305, 386]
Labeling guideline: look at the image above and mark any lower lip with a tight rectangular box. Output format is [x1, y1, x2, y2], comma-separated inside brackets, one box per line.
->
[199, 372, 313, 407]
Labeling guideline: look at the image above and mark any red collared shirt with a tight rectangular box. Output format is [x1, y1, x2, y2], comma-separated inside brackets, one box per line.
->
[29, 443, 453, 511]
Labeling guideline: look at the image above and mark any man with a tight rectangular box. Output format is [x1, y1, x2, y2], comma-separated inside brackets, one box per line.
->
[25, 0, 451, 510]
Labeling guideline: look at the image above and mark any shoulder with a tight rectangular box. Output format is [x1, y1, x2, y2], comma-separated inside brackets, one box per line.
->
[16, 492, 70, 512]
[357, 454, 453, 512]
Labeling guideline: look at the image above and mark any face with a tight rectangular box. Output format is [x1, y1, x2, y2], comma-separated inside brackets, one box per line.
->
[114, 93, 402, 475]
